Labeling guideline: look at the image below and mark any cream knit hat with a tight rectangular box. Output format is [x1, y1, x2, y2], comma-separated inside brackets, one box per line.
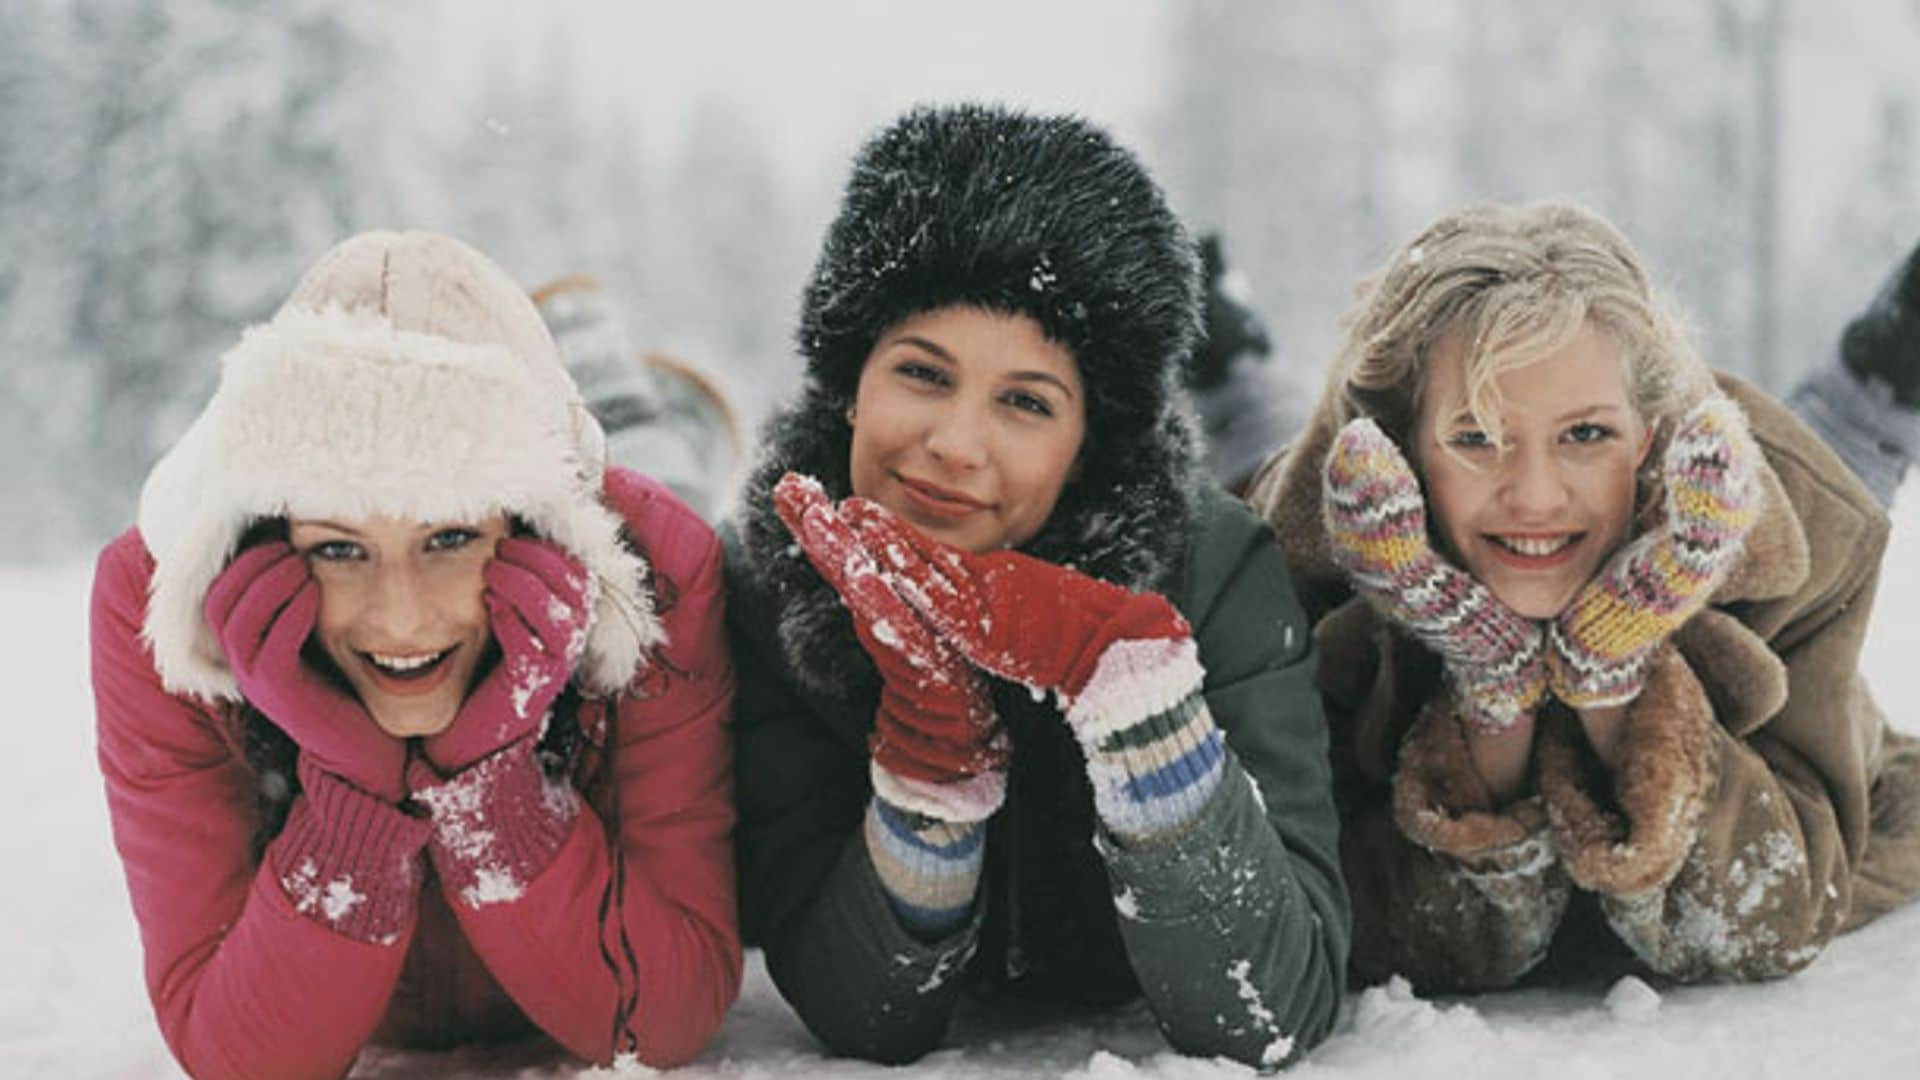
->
[137, 230, 661, 703]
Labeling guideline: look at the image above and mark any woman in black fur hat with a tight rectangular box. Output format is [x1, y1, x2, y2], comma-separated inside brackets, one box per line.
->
[723, 103, 1348, 1068]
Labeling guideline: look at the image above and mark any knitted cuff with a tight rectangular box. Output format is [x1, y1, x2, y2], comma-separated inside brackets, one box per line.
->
[269, 763, 430, 944]
[1788, 361, 1920, 508]
[1539, 648, 1717, 898]
[1392, 696, 1552, 869]
[1447, 644, 1549, 734]
[410, 737, 581, 910]
[869, 758, 1007, 824]
[1066, 637, 1224, 840]
[864, 796, 986, 940]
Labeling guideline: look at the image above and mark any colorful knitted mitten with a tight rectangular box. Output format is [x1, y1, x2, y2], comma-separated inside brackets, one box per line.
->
[853, 500, 1222, 840]
[1549, 396, 1761, 707]
[1322, 417, 1548, 732]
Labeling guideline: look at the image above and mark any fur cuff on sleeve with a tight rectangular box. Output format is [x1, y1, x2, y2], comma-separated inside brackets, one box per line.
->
[1540, 645, 1718, 898]
[1394, 696, 1551, 867]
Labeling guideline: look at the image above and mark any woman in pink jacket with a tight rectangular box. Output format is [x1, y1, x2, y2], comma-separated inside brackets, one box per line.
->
[90, 230, 740, 1077]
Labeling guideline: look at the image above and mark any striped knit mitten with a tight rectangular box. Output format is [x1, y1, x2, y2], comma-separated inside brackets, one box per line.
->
[1322, 417, 1548, 732]
[853, 501, 1222, 840]
[1548, 396, 1761, 707]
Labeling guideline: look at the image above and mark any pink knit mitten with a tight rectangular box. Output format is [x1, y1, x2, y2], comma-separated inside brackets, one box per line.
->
[1548, 396, 1761, 707]
[1322, 417, 1547, 732]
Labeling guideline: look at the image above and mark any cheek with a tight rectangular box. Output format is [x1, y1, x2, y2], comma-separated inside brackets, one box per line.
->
[427, 559, 492, 631]
[1591, 454, 1644, 539]
[1003, 432, 1081, 529]
[848, 405, 918, 498]
[307, 571, 362, 640]
[1417, 461, 1477, 550]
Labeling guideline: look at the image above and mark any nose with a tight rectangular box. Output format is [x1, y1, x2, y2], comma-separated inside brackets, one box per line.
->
[363, 558, 433, 642]
[1500, 442, 1570, 521]
[923, 397, 989, 471]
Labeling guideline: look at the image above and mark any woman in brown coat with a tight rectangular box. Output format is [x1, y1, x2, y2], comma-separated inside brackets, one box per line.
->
[1247, 201, 1920, 991]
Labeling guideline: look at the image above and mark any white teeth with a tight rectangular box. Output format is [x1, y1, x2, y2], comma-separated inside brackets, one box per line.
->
[369, 650, 445, 672]
[1495, 535, 1574, 557]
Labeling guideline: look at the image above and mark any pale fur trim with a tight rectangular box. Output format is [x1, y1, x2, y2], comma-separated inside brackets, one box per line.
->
[138, 307, 660, 702]
[871, 760, 1007, 824]
[1064, 636, 1205, 736]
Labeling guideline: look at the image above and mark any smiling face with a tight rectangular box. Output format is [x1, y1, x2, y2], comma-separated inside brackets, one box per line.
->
[1414, 322, 1654, 619]
[288, 513, 510, 737]
[847, 306, 1088, 553]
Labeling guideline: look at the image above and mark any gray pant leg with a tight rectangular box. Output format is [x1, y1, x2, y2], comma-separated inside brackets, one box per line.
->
[1786, 364, 1920, 508]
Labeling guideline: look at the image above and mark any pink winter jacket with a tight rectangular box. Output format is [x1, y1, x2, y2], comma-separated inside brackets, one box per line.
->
[92, 467, 741, 1078]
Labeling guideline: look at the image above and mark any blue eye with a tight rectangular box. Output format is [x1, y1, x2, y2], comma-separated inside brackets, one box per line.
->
[1565, 422, 1615, 444]
[1447, 428, 1495, 451]
[306, 539, 364, 562]
[426, 527, 481, 552]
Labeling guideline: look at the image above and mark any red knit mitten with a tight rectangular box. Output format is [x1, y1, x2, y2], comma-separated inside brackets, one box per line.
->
[1548, 396, 1761, 707]
[852, 501, 1225, 837]
[848, 498, 1191, 705]
[775, 473, 1006, 822]
[1322, 417, 1548, 732]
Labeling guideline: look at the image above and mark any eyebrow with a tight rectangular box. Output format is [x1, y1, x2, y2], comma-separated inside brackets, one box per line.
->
[889, 335, 1079, 401]
[294, 519, 364, 536]
[1553, 403, 1630, 423]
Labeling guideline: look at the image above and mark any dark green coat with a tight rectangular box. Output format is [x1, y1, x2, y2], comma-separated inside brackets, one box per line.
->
[725, 483, 1349, 1068]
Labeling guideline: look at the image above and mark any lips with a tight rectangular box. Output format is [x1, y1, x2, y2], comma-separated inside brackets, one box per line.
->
[895, 473, 991, 520]
[357, 645, 458, 696]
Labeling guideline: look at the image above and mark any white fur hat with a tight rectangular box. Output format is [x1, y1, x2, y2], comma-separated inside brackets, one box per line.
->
[137, 230, 662, 703]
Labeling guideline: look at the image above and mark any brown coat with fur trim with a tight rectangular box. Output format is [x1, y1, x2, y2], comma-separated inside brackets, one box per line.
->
[1246, 371, 1920, 991]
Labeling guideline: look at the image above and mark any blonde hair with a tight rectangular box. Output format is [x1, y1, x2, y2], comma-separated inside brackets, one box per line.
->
[1328, 202, 1713, 455]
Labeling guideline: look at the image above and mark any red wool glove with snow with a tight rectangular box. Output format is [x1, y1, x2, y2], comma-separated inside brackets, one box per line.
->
[205, 541, 408, 802]
[853, 500, 1227, 839]
[775, 473, 1007, 822]
[421, 537, 594, 775]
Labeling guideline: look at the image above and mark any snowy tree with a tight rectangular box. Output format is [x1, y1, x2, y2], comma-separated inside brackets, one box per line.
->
[0, 0, 395, 557]
[1159, 0, 1394, 377]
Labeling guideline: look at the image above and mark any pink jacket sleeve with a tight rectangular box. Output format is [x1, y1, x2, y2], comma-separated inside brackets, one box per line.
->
[425, 470, 742, 1068]
[92, 529, 422, 1080]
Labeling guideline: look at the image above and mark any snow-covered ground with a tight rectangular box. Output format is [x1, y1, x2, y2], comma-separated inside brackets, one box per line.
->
[7, 493, 1919, 1080]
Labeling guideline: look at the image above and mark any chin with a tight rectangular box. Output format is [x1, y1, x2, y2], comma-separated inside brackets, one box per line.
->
[1492, 584, 1580, 621]
[369, 707, 457, 739]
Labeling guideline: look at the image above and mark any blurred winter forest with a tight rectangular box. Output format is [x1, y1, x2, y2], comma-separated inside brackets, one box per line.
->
[5, 0, 1919, 562]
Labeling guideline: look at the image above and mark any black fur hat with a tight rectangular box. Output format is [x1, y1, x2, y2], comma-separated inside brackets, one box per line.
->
[797, 102, 1204, 458]
[739, 104, 1206, 700]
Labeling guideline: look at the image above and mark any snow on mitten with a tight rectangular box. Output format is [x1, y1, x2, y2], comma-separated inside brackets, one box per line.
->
[774, 473, 1006, 823]
[1322, 417, 1548, 733]
[424, 537, 593, 775]
[852, 500, 1222, 840]
[1548, 396, 1761, 707]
